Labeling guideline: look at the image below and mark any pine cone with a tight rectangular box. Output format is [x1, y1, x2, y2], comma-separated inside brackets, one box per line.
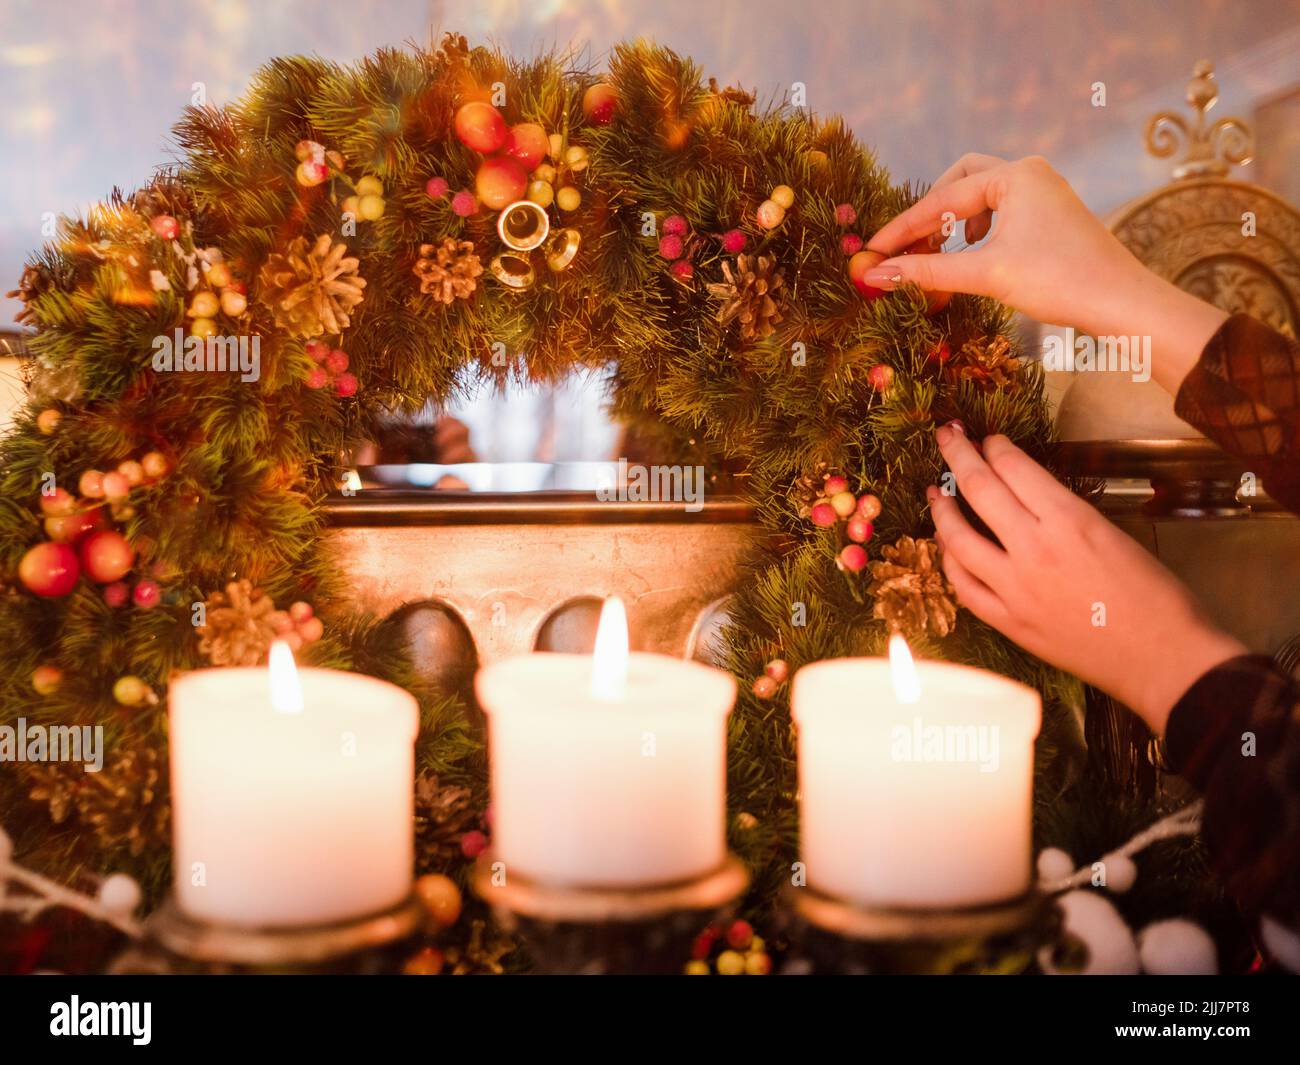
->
[947, 335, 1022, 391]
[708, 254, 787, 342]
[866, 535, 958, 639]
[130, 178, 196, 225]
[414, 772, 479, 870]
[257, 234, 366, 338]
[793, 461, 833, 517]
[7, 264, 52, 326]
[706, 77, 757, 108]
[413, 238, 483, 304]
[442, 919, 517, 975]
[27, 745, 169, 857]
[196, 579, 291, 667]
[435, 32, 471, 65]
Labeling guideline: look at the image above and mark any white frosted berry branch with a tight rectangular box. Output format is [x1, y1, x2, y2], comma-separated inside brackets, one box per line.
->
[1038, 800, 1204, 894]
[0, 826, 143, 939]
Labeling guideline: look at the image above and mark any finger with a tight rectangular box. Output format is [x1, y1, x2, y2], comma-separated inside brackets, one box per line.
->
[936, 536, 1012, 629]
[931, 154, 1003, 246]
[931, 152, 1006, 190]
[936, 423, 1038, 546]
[928, 484, 1009, 586]
[981, 434, 1086, 519]
[867, 167, 1009, 256]
[857, 246, 995, 298]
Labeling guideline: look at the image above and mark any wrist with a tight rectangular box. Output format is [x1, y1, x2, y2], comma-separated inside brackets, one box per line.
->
[1077, 260, 1227, 396]
[1135, 623, 1248, 736]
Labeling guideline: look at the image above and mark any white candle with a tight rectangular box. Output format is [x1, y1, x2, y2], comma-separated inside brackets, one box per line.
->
[475, 598, 735, 887]
[792, 637, 1041, 909]
[169, 643, 419, 927]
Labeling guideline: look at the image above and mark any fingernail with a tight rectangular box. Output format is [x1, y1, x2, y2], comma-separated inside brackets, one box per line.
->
[861, 265, 904, 289]
[935, 425, 952, 445]
[948, 419, 966, 436]
[925, 485, 939, 502]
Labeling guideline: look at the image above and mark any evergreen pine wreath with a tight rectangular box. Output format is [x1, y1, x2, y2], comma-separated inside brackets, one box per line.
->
[1, 35, 1208, 950]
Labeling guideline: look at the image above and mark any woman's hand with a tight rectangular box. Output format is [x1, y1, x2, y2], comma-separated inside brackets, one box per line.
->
[927, 424, 1246, 733]
[866, 154, 1226, 394]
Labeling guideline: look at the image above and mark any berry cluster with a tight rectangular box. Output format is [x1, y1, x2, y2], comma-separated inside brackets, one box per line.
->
[807, 474, 881, 574]
[304, 339, 357, 397]
[686, 919, 772, 976]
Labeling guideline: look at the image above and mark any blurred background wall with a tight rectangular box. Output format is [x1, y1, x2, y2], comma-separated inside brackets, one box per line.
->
[3, 0, 1299, 452]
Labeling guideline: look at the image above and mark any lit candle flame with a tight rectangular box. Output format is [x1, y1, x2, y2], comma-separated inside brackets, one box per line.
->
[269, 639, 304, 713]
[888, 634, 921, 704]
[589, 596, 629, 701]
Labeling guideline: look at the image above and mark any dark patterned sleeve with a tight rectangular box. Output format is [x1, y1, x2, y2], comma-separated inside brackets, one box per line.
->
[1174, 314, 1300, 513]
[1164, 655, 1300, 922]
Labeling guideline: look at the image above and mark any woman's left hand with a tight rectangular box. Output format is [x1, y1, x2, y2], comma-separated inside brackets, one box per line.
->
[927, 424, 1246, 733]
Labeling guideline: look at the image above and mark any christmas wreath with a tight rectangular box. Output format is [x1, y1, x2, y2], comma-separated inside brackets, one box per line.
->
[1, 35, 1209, 965]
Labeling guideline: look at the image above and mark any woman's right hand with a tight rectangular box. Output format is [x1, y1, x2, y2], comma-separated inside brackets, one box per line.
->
[864, 154, 1226, 393]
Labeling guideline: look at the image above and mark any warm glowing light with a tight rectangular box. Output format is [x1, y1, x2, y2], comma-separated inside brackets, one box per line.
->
[269, 639, 304, 713]
[589, 596, 629, 701]
[888, 634, 921, 704]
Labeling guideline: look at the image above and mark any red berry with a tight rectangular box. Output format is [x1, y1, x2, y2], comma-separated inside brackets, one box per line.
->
[662, 214, 688, 237]
[79, 470, 105, 498]
[475, 155, 529, 211]
[857, 493, 883, 520]
[131, 579, 161, 609]
[103, 581, 130, 608]
[460, 830, 488, 859]
[765, 658, 789, 683]
[101, 471, 130, 501]
[305, 339, 330, 363]
[297, 616, 324, 643]
[502, 123, 548, 171]
[848, 249, 887, 301]
[837, 544, 868, 573]
[289, 601, 314, 623]
[453, 101, 508, 154]
[305, 366, 329, 389]
[32, 664, 63, 694]
[80, 530, 135, 584]
[809, 501, 837, 527]
[823, 475, 849, 495]
[726, 920, 754, 950]
[18, 542, 81, 597]
[669, 259, 695, 282]
[334, 372, 358, 398]
[867, 364, 895, 393]
[424, 176, 450, 200]
[720, 228, 747, 254]
[451, 190, 478, 217]
[846, 517, 874, 543]
[691, 928, 719, 960]
[150, 215, 180, 240]
[39, 487, 77, 517]
[835, 203, 858, 225]
[325, 348, 349, 374]
[841, 233, 864, 257]
[752, 675, 778, 699]
[658, 234, 684, 260]
[582, 83, 618, 126]
[927, 340, 952, 365]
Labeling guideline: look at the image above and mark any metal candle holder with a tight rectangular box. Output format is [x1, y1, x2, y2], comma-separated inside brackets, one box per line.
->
[782, 886, 1057, 975]
[110, 893, 426, 974]
[473, 852, 750, 974]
